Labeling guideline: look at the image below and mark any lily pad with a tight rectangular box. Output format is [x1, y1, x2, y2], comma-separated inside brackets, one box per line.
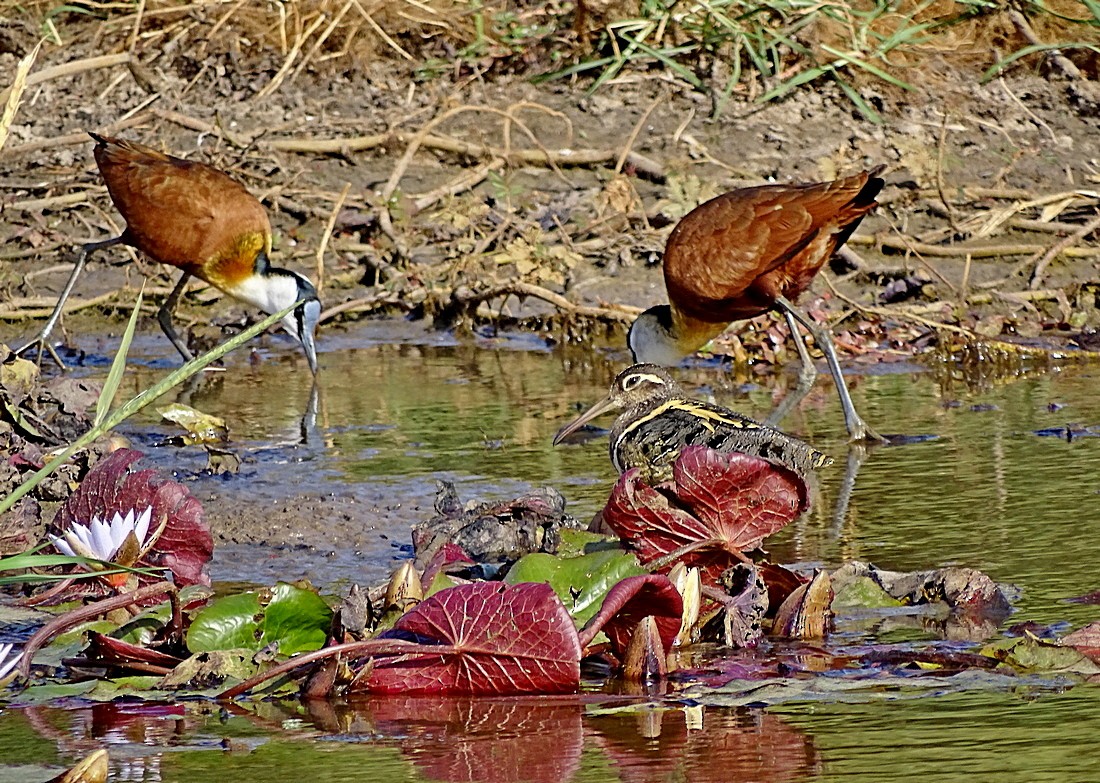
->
[187, 582, 332, 656]
[505, 548, 646, 624]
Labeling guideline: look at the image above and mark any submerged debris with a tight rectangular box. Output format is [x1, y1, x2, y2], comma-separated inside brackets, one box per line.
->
[412, 481, 585, 568]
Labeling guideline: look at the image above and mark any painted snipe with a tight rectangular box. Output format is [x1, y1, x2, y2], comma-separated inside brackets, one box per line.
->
[553, 364, 830, 484]
[17, 133, 320, 372]
[627, 168, 885, 442]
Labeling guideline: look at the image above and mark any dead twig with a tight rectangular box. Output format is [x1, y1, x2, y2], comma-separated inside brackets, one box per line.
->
[0, 53, 131, 106]
[263, 131, 666, 180]
[1028, 214, 1100, 289]
[315, 182, 351, 295]
[452, 281, 640, 325]
[319, 293, 409, 323]
[0, 286, 177, 320]
[848, 233, 1100, 259]
[1006, 7, 1083, 81]
[411, 157, 505, 214]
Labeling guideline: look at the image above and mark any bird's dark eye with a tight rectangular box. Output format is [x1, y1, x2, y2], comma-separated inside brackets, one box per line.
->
[622, 375, 643, 390]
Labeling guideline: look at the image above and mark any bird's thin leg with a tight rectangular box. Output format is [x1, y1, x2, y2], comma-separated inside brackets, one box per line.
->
[157, 272, 196, 363]
[775, 294, 886, 443]
[766, 310, 819, 427]
[15, 236, 124, 369]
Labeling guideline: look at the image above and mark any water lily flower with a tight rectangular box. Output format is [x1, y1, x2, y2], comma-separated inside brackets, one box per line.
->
[0, 643, 22, 682]
[49, 507, 153, 564]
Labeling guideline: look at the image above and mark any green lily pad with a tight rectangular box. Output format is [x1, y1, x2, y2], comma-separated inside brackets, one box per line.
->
[981, 635, 1100, 676]
[833, 576, 904, 610]
[187, 582, 332, 656]
[505, 548, 646, 624]
[555, 529, 624, 559]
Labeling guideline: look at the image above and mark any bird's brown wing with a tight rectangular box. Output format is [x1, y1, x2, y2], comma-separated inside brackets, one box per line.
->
[663, 171, 880, 322]
[93, 136, 270, 285]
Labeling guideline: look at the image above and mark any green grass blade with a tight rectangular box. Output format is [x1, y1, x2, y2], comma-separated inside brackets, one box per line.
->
[820, 44, 916, 91]
[758, 61, 833, 103]
[983, 42, 1100, 81]
[619, 34, 704, 88]
[832, 73, 883, 124]
[0, 301, 301, 516]
[94, 285, 144, 428]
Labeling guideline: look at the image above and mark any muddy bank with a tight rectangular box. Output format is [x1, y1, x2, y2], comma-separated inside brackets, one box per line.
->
[1, 20, 1099, 361]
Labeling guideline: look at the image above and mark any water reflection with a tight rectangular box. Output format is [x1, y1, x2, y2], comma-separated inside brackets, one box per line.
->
[0, 698, 821, 783]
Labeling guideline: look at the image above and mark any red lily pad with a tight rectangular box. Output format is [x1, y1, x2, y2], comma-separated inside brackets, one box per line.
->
[52, 449, 212, 589]
[359, 582, 582, 695]
[602, 446, 809, 579]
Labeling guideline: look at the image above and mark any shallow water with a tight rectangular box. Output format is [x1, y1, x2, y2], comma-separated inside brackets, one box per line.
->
[4, 322, 1100, 781]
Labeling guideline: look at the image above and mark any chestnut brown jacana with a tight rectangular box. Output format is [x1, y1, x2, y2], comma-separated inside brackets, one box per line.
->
[17, 133, 320, 372]
[553, 363, 829, 484]
[627, 169, 885, 442]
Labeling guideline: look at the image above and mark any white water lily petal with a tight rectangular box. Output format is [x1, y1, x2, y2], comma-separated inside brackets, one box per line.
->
[0, 643, 21, 681]
[49, 534, 77, 558]
[68, 526, 98, 559]
[133, 507, 153, 549]
[108, 511, 130, 554]
[49, 508, 156, 565]
[89, 516, 115, 561]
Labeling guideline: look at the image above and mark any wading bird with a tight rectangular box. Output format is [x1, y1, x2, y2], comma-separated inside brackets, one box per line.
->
[553, 363, 829, 483]
[627, 169, 885, 442]
[18, 133, 320, 373]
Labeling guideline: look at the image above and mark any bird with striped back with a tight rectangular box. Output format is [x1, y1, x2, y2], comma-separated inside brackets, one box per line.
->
[627, 168, 886, 443]
[553, 363, 829, 485]
[17, 133, 320, 373]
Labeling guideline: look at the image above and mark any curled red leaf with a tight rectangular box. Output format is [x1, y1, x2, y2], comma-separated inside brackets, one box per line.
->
[578, 574, 682, 657]
[601, 446, 809, 579]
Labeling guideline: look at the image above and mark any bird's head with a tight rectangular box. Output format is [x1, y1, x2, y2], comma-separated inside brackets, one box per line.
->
[553, 363, 681, 445]
[248, 267, 321, 374]
[627, 305, 685, 366]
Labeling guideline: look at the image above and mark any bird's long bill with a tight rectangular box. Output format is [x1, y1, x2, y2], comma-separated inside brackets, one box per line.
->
[292, 298, 321, 375]
[300, 326, 319, 375]
[552, 395, 617, 446]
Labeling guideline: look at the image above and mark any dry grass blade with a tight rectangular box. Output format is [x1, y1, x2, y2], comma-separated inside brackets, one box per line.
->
[0, 39, 44, 154]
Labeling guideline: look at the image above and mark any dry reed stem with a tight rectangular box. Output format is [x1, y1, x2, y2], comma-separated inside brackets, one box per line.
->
[264, 130, 666, 179]
[253, 12, 328, 101]
[289, 0, 355, 84]
[5, 191, 105, 212]
[0, 53, 130, 106]
[615, 92, 663, 175]
[451, 281, 640, 325]
[848, 234, 1100, 259]
[315, 182, 351, 295]
[0, 286, 177, 321]
[0, 39, 44, 154]
[411, 157, 505, 213]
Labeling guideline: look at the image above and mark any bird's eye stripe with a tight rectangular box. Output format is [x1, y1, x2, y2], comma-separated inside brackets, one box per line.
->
[624, 373, 665, 387]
